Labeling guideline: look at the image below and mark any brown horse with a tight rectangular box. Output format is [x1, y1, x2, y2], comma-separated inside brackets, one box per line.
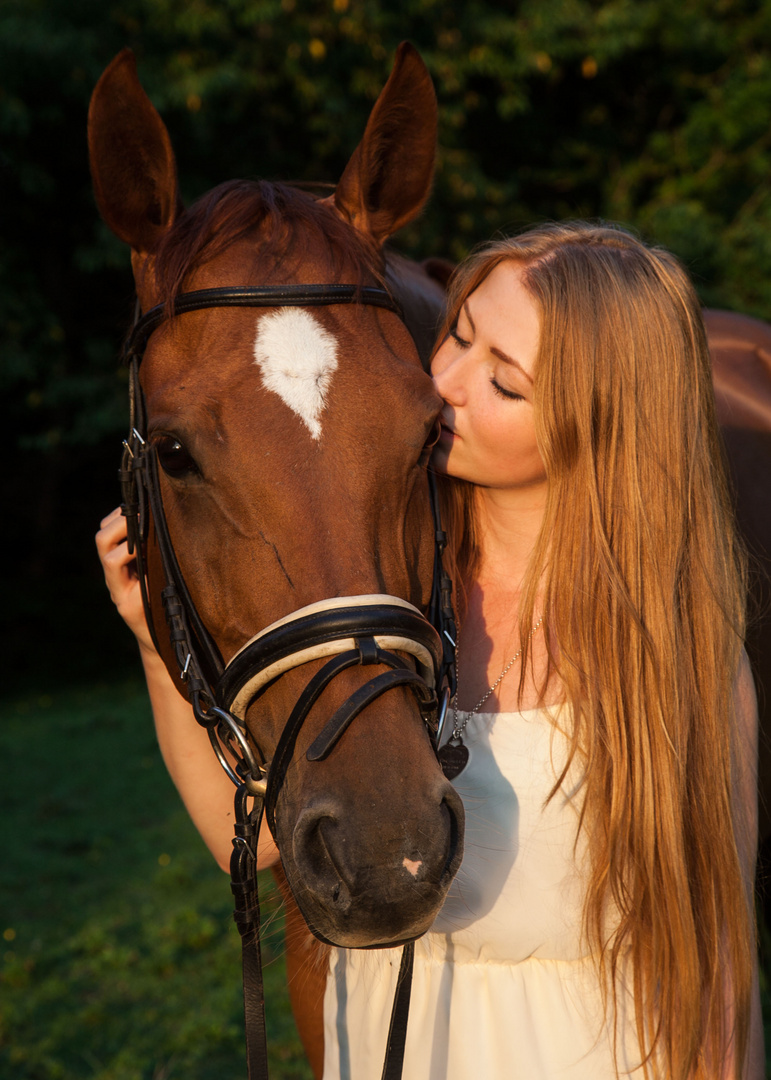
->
[89, 45, 464, 1076]
[705, 309, 771, 843]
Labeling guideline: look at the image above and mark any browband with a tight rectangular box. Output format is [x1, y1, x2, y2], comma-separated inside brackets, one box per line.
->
[125, 284, 402, 362]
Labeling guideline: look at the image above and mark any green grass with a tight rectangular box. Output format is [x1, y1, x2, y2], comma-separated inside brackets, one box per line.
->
[0, 680, 312, 1080]
[3, 680, 771, 1077]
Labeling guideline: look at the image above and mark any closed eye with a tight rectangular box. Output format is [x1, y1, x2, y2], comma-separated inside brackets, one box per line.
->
[449, 325, 471, 348]
[490, 377, 524, 402]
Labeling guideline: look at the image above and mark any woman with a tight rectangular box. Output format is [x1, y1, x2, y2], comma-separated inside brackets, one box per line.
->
[323, 222, 762, 1079]
[97, 221, 762, 1078]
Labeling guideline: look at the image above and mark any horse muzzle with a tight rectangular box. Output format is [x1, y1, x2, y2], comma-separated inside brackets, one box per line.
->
[214, 594, 465, 947]
[286, 773, 464, 948]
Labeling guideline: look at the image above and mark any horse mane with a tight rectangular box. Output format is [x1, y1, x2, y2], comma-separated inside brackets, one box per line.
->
[151, 179, 386, 304]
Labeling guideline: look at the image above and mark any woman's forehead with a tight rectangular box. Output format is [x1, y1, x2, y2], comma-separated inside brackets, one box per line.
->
[462, 262, 540, 375]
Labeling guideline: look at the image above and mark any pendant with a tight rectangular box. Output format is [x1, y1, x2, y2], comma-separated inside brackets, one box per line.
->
[437, 738, 469, 781]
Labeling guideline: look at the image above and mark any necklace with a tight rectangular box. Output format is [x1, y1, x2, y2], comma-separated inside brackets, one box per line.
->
[437, 615, 544, 781]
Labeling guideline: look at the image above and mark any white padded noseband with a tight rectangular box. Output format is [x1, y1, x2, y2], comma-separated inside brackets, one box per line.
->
[225, 594, 435, 721]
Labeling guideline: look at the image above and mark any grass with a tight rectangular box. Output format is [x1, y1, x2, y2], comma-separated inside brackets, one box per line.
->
[0, 679, 312, 1080]
[2, 679, 771, 1078]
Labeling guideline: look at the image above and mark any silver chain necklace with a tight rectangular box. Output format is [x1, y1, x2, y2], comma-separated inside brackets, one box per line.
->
[437, 615, 543, 780]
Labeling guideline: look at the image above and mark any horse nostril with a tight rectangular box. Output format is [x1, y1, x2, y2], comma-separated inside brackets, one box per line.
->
[293, 807, 354, 910]
[419, 417, 443, 465]
[439, 786, 465, 884]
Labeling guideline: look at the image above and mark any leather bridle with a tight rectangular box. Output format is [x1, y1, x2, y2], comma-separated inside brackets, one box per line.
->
[119, 282, 457, 1080]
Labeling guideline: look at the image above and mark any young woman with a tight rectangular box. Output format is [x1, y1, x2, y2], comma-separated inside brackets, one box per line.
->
[97, 221, 762, 1078]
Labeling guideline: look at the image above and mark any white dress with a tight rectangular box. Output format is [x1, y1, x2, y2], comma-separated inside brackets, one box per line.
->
[322, 706, 645, 1080]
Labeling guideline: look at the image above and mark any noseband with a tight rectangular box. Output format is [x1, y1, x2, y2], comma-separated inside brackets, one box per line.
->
[119, 281, 457, 1080]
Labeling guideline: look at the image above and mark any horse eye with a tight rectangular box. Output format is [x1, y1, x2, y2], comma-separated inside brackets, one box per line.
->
[155, 435, 199, 478]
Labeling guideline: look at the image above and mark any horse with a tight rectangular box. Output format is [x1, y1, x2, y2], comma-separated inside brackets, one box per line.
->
[88, 44, 464, 1078]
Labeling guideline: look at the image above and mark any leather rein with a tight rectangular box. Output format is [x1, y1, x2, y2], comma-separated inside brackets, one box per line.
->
[119, 282, 457, 1080]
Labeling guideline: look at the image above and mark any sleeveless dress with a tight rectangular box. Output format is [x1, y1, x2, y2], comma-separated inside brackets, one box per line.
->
[322, 706, 646, 1080]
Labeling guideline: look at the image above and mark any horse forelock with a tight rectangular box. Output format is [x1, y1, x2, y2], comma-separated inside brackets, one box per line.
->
[151, 179, 385, 305]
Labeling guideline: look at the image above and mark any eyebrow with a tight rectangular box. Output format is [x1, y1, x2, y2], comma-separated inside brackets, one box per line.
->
[462, 300, 534, 384]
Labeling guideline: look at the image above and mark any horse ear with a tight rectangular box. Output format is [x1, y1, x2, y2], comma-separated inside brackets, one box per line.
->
[333, 42, 437, 245]
[88, 49, 181, 255]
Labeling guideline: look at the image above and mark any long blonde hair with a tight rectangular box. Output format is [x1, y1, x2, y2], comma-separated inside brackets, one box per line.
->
[436, 222, 752, 1078]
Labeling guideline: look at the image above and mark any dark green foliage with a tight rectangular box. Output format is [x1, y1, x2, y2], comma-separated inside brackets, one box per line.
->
[5, 0, 771, 681]
[0, 682, 311, 1079]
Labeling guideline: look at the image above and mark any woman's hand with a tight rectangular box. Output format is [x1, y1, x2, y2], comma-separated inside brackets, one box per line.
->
[95, 506, 280, 872]
[95, 507, 155, 654]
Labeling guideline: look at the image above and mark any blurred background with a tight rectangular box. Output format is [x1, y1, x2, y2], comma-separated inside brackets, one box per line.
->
[3, 0, 771, 1076]
[6, 0, 771, 691]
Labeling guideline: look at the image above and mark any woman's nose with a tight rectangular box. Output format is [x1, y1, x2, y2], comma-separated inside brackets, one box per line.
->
[431, 349, 465, 405]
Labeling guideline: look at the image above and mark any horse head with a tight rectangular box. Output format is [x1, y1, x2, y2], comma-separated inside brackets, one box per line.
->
[88, 44, 464, 947]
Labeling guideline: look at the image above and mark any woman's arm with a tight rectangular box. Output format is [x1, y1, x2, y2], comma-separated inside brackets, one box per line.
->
[96, 507, 280, 873]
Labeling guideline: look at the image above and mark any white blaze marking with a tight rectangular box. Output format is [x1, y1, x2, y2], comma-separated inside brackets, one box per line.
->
[402, 857, 422, 878]
[253, 309, 338, 440]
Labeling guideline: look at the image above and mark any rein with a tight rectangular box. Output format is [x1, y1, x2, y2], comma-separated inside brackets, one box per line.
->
[119, 282, 457, 1080]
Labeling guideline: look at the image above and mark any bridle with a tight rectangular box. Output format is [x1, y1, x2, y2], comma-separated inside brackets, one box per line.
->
[119, 282, 457, 1080]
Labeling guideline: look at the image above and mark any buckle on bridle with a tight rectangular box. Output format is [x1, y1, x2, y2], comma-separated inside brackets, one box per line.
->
[192, 693, 266, 795]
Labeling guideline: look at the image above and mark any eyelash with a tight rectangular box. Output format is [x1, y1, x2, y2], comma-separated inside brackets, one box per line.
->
[490, 377, 524, 402]
[449, 325, 470, 348]
[449, 324, 523, 401]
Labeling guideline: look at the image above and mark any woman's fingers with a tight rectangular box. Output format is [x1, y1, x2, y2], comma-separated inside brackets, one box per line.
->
[96, 512, 140, 580]
[96, 507, 156, 651]
[96, 506, 127, 556]
[99, 505, 123, 531]
[96, 509, 133, 582]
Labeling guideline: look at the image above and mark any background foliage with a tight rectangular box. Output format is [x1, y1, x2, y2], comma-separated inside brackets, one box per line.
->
[5, 0, 771, 685]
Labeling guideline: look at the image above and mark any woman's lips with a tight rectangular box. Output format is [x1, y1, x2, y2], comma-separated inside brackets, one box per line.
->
[438, 423, 456, 442]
